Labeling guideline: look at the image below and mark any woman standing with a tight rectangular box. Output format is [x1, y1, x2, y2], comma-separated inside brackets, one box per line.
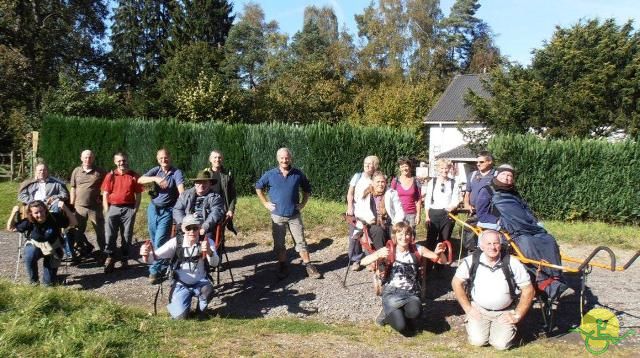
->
[7, 200, 77, 285]
[390, 158, 421, 231]
[423, 159, 460, 252]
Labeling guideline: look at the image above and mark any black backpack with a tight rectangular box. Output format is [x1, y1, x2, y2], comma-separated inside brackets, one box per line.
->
[465, 248, 518, 302]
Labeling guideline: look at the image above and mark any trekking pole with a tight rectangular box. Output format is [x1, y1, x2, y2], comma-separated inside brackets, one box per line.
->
[14, 232, 24, 282]
[342, 257, 351, 288]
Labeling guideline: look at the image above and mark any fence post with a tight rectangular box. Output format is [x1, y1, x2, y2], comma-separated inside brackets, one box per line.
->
[10, 150, 14, 180]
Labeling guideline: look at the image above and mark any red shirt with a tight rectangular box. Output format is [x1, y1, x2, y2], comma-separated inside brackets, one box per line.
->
[101, 170, 143, 205]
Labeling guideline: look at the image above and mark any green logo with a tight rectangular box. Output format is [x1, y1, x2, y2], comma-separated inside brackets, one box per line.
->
[571, 308, 636, 355]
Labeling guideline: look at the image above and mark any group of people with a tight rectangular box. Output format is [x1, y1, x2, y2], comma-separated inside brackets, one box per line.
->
[5, 146, 570, 349]
[343, 151, 571, 349]
[6, 147, 325, 319]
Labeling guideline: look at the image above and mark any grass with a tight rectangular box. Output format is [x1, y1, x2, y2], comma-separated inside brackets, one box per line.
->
[1, 181, 638, 250]
[0, 280, 635, 357]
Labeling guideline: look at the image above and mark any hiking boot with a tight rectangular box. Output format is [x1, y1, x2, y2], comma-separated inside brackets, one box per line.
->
[104, 257, 115, 274]
[351, 261, 364, 272]
[148, 274, 161, 285]
[277, 262, 289, 279]
[375, 308, 386, 326]
[305, 263, 322, 279]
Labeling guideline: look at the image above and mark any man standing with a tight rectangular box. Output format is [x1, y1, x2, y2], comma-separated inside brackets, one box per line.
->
[255, 147, 321, 279]
[452, 230, 534, 350]
[206, 150, 237, 222]
[138, 149, 185, 284]
[69, 150, 106, 257]
[463, 151, 495, 213]
[173, 170, 225, 238]
[101, 152, 143, 273]
[18, 162, 69, 209]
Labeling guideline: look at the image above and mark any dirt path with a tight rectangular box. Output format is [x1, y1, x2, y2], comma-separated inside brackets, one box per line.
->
[1, 228, 638, 352]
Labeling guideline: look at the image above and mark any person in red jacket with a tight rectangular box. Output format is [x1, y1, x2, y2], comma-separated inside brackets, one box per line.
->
[101, 152, 143, 273]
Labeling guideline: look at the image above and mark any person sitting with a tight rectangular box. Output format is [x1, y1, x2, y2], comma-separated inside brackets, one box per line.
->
[475, 164, 572, 300]
[18, 162, 69, 211]
[354, 171, 405, 250]
[452, 230, 534, 350]
[140, 214, 219, 319]
[361, 221, 447, 336]
[173, 170, 225, 237]
[6, 200, 77, 286]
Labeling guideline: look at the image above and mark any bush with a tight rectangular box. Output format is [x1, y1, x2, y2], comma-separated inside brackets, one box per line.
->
[39, 115, 422, 200]
[489, 134, 640, 223]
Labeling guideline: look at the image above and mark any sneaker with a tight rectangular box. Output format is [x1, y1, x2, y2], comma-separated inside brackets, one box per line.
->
[148, 274, 161, 285]
[104, 257, 115, 274]
[351, 261, 364, 272]
[375, 308, 386, 326]
[277, 262, 289, 279]
[305, 263, 322, 279]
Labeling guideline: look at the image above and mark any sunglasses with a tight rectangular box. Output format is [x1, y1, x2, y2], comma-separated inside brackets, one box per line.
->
[185, 225, 200, 231]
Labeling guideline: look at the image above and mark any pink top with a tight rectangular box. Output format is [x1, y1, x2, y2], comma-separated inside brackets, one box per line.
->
[391, 177, 421, 214]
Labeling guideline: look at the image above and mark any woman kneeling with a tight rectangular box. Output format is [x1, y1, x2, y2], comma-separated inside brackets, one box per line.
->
[361, 221, 447, 335]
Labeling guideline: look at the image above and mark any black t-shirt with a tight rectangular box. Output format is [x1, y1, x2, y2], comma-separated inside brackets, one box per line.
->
[15, 212, 69, 243]
[210, 171, 222, 196]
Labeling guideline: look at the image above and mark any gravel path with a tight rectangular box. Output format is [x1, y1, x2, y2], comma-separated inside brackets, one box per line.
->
[1, 228, 638, 350]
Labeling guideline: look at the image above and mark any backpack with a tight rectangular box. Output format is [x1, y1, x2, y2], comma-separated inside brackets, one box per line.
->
[166, 233, 213, 285]
[465, 248, 518, 302]
[428, 177, 456, 204]
[390, 176, 420, 192]
[381, 240, 424, 284]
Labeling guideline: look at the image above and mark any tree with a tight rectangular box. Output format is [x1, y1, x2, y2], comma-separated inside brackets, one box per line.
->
[169, 0, 234, 49]
[468, 19, 640, 139]
[223, 3, 280, 90]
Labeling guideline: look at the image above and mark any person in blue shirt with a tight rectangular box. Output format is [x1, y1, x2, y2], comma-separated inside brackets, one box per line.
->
[255, 148, 321, 280]
[138, 148, 185, 284]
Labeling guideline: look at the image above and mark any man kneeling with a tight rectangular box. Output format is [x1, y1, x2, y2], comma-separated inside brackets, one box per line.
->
[451, 230, 534, 350]
[140, 214, 219, 319]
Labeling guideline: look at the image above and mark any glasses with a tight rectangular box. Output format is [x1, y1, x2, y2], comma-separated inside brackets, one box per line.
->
[477, 161, 486, 164]
[185, 225, 199, 232]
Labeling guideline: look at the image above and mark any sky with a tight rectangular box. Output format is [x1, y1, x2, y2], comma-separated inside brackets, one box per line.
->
[231, 0, 640, 66]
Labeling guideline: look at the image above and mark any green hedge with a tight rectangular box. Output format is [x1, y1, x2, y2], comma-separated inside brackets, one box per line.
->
[39, 115, 422, 200]
[489, 134, 640, 223]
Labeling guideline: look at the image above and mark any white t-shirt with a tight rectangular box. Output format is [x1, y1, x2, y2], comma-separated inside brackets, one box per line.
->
[350, 172, 372, 200]
[455, 253, 531, 311]
[154, 237, 219, 285]
[423, 178, 460, 210]
[386, 245, 424, 293]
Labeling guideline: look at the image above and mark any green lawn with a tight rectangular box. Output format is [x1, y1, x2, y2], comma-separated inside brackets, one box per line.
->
[1, 181, 637, 250]
[1, 280, 634, 357]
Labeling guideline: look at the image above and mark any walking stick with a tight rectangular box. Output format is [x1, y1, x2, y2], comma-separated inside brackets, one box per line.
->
[14, 232, 24, 282]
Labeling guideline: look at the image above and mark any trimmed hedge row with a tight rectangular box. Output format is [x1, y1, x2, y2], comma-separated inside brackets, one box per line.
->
[39, 115, 422, 200]
[489, 134, 640, 223]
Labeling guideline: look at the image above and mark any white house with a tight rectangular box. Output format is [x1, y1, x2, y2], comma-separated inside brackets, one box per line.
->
[423, 74, 491, 187]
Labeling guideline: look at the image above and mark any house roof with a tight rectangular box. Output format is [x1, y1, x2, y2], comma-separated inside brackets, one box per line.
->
[435, 144, 477, 162]
[424, 74, 490, 124]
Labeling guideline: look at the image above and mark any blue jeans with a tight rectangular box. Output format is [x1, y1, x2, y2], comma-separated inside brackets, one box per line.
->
[147, 204, 173, 276]
[23, 243, 58, 286]
[167, 280, 213, 319]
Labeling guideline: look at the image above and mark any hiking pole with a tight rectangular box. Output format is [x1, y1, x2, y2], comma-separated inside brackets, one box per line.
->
[14, 232, 24, 282]
[342, 257, 351, 288]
